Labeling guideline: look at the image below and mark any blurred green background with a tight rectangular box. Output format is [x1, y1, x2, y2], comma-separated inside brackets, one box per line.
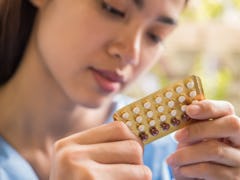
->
[124, 0, 240, 115]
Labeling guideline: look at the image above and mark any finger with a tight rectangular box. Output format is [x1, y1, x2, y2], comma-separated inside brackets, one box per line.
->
[178, 162, 240, 180]
[99, 164, 152, 180]
[186, 100, 235, 120]
[167, 140, 240, 167]
[172, 167, 194, 180]
[58, 121, 143, 146]
[175, 114, 240, 146]
[75, 140, 144, 164]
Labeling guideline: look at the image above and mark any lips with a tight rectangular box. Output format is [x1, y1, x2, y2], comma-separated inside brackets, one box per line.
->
[90, 67, 124, 93]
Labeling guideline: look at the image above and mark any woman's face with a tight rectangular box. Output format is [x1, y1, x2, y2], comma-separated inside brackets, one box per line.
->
[31, 0, 185, 107]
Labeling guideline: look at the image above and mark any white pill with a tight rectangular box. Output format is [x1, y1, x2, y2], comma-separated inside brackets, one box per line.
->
[160, 115, 167, 122]
[176, 86, 183, 93]
[165, 91, 173, 98]
[149, 120, 156, 126]
[178, 96, 186, 103]
[155, 97, 162, 104]
[171, 110, 177, 117]
[157, 106, 164, 113]
[126, 121, 132, 127]
[133, 107, 140, 114]
[144, 102, 151, 109]
[138, 125, 145, 132]
[122, 112, 129, 119]
[147, 111, 154, 118]
[181, 105, 187, 112]
[136, 116, 143, 123]
[187, 81, 194, 89]
[168, 101, 175, 108]
[189, 91, 197, 97]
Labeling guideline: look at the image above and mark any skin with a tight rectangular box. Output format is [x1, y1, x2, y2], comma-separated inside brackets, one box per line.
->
[167, 100, 240, 179]
[0, 0, 239, 179]
[0, 0, 184, 179]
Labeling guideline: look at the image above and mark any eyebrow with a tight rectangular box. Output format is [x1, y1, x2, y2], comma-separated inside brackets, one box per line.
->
[133, 0, 144, 9]
[132, 0, 178, 26]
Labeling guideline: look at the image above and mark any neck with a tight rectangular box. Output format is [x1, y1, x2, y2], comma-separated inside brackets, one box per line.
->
[0, 55, 114, 179]
[0, 41, 114, 152]
[0, 64, 113, 148]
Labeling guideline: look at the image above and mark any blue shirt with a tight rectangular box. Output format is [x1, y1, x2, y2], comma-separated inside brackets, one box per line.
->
[0, 95, 177, 180]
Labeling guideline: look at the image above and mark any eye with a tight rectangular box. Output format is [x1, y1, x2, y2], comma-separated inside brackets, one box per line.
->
[147, 32, 162, 44]
[102, 1, 125, 18]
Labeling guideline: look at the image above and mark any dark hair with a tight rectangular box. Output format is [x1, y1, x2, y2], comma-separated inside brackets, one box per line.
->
[0, 0, 37, 86]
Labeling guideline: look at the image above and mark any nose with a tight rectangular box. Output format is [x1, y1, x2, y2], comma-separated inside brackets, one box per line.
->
[107, 26, 142, 66]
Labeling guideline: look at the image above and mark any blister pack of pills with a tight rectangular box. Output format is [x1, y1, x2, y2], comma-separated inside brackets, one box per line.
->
[113, 75, 205, 144]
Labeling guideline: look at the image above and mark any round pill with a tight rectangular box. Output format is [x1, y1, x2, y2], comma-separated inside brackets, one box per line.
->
[189, 91, 197, 97]
[133, 107, 140, 114]
[171, 117, 181, 126]
[136, 116, 143, 123]
[149, 127, 159, 136]
[139, 132, 148, 141]
[126, 121, 132, 127]
[147, 111, 154, 118]
[182, 112, 192, 121]
[165, 91, 173, 98]
[178, 96, 186, 103]
[144, 102, 151, 109]
[168, 101, 175, 108]
[187, 81, 194, 89]
[181, 105, 187, 112]
[171, 110, 177, 116]
[160, 115, 167, 122]
[122, 112, 129, 119]
[155, 97, 162, 104]
[149, 120, 156, 126]
[157, 106, 164, 113]
[138, 125, 145, 132]
[176, 86, 183, 93]
[160, 122, 170, 131]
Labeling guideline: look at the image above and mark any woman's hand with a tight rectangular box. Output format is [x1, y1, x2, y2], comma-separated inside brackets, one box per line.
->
[167, 100, 240, 180]
[49, 121, 152, 180]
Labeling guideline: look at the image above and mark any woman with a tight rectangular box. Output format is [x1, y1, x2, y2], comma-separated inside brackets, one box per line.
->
[0, 0, 239, 179]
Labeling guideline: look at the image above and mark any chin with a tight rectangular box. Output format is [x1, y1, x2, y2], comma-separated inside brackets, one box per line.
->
[73, 94, 113, 109]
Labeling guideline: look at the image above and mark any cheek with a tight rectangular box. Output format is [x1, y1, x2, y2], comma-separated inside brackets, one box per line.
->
[35, 4, 107, 77]
[137, 46, 164, 75]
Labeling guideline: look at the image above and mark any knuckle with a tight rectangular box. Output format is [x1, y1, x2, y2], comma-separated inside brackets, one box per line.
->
[77, 164, 96, 180]
[113, 121, 132, 138]
[225, 101, 235, 114]
[208, 141, 225, 160]
[54, 139, 67, 151]
[228, 115, 240, 133]
[189, 124, 202, 138]
[227, 102, 235, 114]
[127, 140, 143, 163]
[58, 147, 75, 164]
[204, 101, 217, 115]
[57, 146, 86, 164]
[141, 166, 152, 180]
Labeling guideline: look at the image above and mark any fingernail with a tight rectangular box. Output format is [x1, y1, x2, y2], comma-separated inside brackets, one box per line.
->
[175, 128, 188, 142]
[188, 104, 201, 116]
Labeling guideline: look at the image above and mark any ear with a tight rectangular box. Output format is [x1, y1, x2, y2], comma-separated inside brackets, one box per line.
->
[29, 0, 47, 8]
